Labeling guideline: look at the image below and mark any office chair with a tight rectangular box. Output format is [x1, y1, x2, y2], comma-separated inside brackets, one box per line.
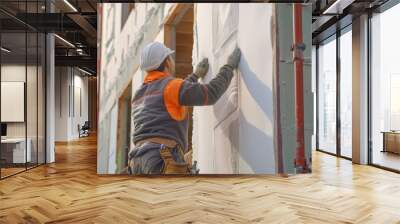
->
[79, 121, 90, 138]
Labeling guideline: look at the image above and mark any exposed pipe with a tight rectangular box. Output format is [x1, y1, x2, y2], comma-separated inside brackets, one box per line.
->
[293, 3, 308, 173]
[272, 5, 284, 174]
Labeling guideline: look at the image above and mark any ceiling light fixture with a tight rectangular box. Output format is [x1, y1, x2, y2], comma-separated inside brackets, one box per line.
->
[1, 47, 11, 53]
[54, 34, 75, 48]
[76, 48, 86, 56]
[78, 67, 94, 76]
[322, 0, 354, 15]
[63, 0, 78, 12]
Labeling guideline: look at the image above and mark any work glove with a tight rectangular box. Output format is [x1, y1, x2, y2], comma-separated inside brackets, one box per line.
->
[227, 47, 241, 69]
[194, 58, 209, 79]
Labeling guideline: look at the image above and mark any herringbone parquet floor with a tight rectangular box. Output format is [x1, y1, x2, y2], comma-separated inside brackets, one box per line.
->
[1, 134, 400, 224]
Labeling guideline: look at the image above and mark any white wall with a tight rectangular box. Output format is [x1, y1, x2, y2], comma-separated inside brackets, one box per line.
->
[72, 73, 89, 138]
[55, 67, 68, 141]
[1, 63, 46, 164]
[1, 65, 40, 138]
[192, 4, 276, 174]
[1, 65, 26, 133]
[54, 67, 89, 141]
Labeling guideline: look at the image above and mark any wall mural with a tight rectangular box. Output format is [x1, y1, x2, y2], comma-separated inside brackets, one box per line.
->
[98, 3, 312, 175]
[211, 4, 240, 173]
[98, 3, 168, 173]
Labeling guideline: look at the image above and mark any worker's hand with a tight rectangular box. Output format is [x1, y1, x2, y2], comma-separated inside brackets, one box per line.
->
[227, 47, 241, 69]
[194, 58, 209, 79]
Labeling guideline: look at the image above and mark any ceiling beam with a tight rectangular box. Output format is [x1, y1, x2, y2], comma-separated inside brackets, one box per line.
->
[55, 55, 96, 69]
[13, 13, 83, 32]
[67, 13, 97, 40]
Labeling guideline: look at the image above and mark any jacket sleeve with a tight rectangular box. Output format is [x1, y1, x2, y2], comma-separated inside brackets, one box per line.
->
[178, 65, 234, 106]
[184, 73, 199, 83]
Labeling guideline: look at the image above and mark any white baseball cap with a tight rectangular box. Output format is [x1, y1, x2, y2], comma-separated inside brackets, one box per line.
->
[140, 42, 175, 72]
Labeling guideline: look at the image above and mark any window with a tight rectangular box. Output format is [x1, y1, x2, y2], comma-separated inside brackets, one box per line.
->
[390, 75, 400, 130]
[370, 3, 400, 171]
[339, 28, 352, 158]
[317, 36, 337, 155]
[316, 24, 353, 159]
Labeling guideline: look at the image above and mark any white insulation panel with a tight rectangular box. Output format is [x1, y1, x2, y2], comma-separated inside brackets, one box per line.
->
[193, 3, 276, 174]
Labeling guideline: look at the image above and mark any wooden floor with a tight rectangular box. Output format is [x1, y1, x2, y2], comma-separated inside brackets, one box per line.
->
[372, 150, 400, 171]
[1, 135, 400, 223]
[0, 167, 26, 178]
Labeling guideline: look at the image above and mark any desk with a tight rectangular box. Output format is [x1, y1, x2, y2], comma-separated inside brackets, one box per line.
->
[1, 138, 31, 164]
[382, 131, 400, 154]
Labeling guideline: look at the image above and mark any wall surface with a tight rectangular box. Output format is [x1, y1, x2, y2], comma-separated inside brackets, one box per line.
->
[98, 3, 312, 174]
[98, 3, 174, 173]
[88, 78, 98, 131]
[1, 64, 46, 164]
[192, 4, 276, 173]
[54, 67, 89, 141]
[1, 65, 42, 137]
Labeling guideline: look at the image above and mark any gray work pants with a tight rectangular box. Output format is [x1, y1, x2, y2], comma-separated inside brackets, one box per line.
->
[128, 142, 187, 175]
[128, 142, 164, 175]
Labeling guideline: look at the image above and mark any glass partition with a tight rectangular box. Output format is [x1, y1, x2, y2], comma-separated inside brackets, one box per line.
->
[339, 28, 352, 158]
[0, 1, 46, 179]
[1, 31, 28, 177]
[316, 26, 353, 159]
[317, 36, 337, 155]
[371, 3, 400, 171]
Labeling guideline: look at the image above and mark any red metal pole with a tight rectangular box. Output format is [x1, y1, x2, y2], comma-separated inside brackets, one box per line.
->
[293, 4, 307, 172]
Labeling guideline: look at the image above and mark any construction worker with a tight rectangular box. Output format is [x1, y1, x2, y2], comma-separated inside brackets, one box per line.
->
[128, 42, 241, 175]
